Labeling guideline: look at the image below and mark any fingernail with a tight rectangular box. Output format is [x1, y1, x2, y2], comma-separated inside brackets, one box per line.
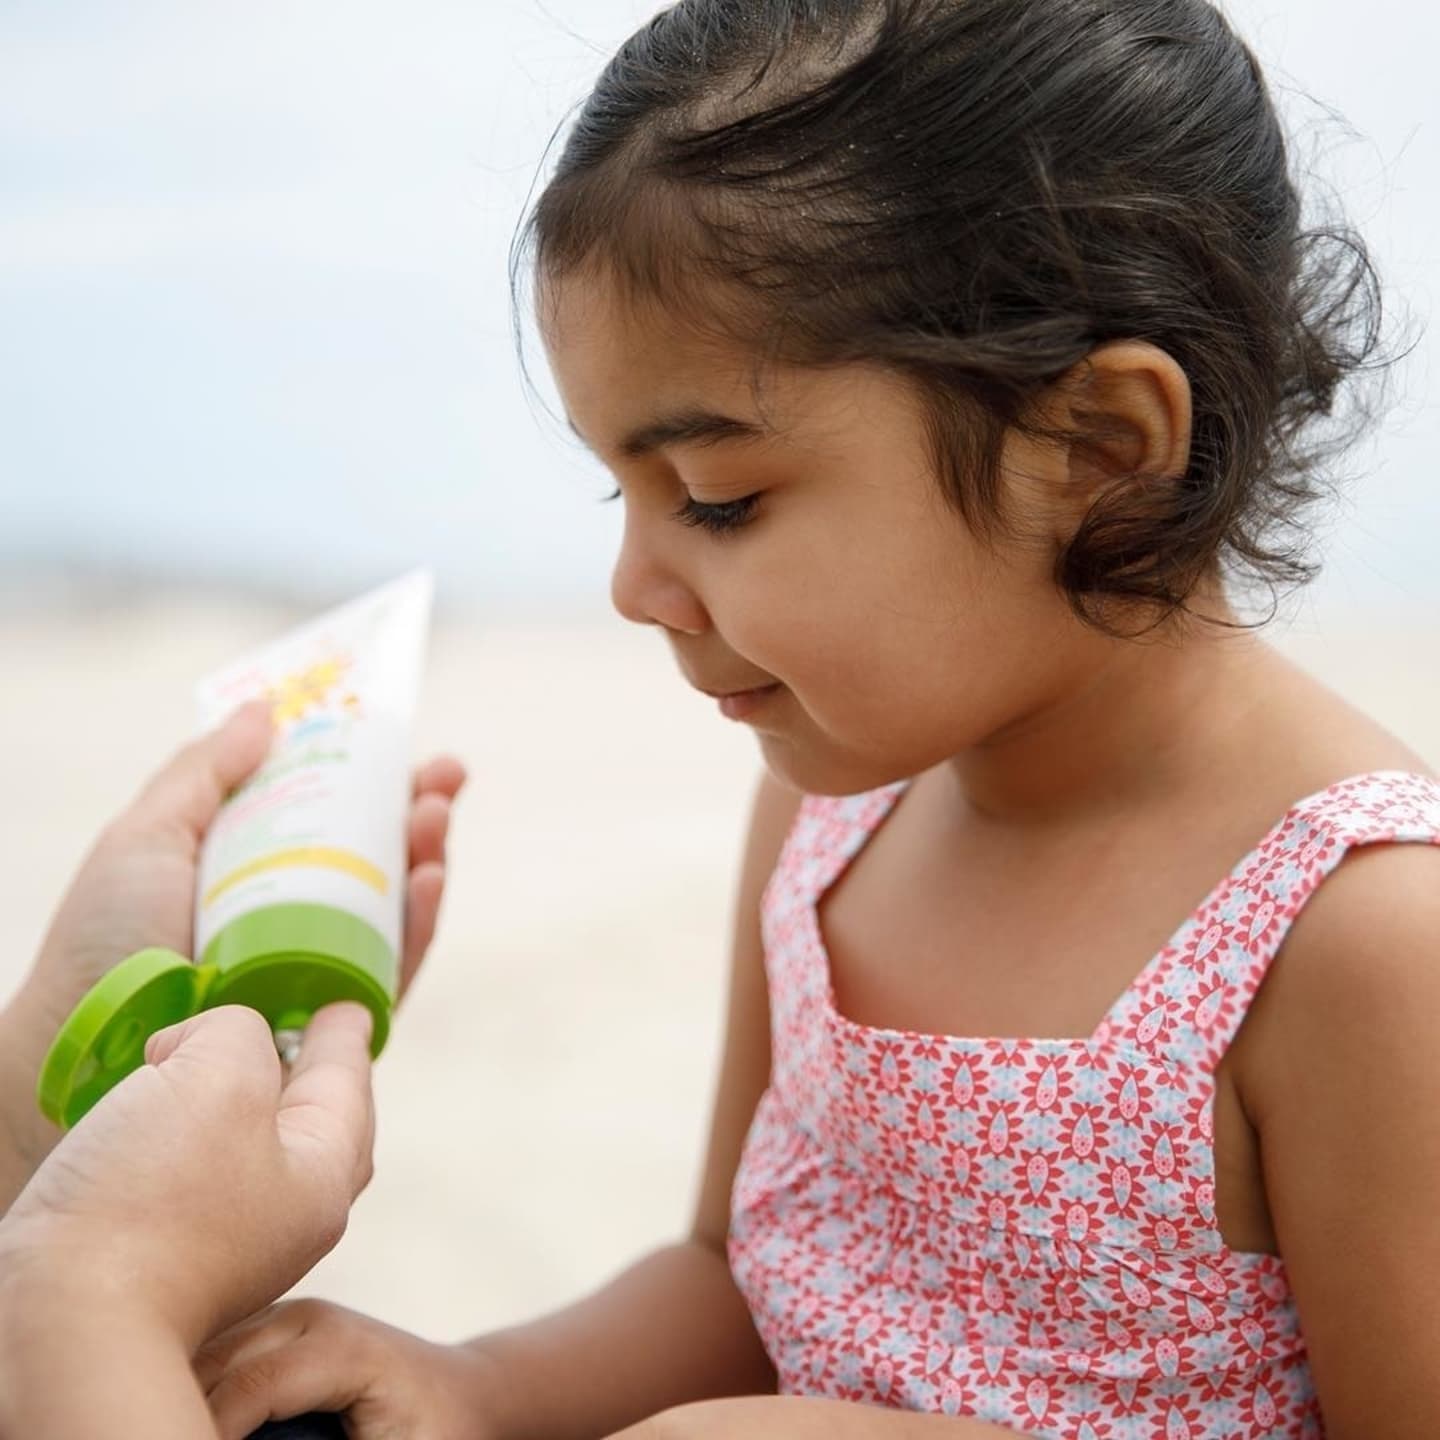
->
[337, 1001, 374, 1043]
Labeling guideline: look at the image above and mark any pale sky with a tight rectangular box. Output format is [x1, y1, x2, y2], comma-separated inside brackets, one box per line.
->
[1, 0, 1435, 617]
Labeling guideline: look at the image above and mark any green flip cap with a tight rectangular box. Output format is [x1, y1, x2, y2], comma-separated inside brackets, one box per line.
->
[38, 902, 394, 1129]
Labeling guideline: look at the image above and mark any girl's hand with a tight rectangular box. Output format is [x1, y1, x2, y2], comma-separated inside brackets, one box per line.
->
[0, 700, 465, 1202]
[196, 1298, 500, 1440]
[0, 1002, 378, 1354]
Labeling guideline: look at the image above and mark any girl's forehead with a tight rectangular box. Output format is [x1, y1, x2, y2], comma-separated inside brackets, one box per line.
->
[537, 265, 730, 363]
[540, 270, 765, 414]
[537, 265, 931, 463]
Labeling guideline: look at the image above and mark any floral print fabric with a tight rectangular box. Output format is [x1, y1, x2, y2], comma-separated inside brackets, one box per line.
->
[728, 770, 1440, 1438]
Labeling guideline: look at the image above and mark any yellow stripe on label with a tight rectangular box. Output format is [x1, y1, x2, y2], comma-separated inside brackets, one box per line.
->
[203, 847, 389, 908]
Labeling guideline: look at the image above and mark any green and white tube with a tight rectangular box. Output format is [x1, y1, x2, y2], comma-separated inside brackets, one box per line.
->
[37, 570, 433, 1128]
[191, 567, 433, 1058]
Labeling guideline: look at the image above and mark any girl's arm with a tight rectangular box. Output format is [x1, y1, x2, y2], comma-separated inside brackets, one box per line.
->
[460, 771, 801, 1440]
[611, 1397, 1020, 1438]
[1236, 843, 1440, 1440]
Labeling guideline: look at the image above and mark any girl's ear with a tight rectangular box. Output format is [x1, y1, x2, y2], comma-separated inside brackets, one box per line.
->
[1051, 339, 1193, 517]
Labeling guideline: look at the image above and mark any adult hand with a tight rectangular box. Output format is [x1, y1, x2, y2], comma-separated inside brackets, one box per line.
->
[0, 1001, 379, 1438]
[0, 701, 465, 1206]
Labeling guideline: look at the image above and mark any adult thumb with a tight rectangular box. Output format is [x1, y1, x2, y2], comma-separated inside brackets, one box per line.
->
[131, 700, 274, 837]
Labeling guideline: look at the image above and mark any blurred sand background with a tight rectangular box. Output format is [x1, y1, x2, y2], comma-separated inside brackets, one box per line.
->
[0, 596, 1435, 1343]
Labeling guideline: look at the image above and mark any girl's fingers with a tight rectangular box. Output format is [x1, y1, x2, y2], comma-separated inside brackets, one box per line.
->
[411, 754, 466, 802]
[398, 861, 445, 1002]
[193, 1304, 299, 1393]
[406, 792, 452, 872]
[207, 1334, 369, 1440]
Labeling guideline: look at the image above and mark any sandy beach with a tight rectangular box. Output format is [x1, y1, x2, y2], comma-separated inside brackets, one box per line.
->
[1, 596, 1436, 1342]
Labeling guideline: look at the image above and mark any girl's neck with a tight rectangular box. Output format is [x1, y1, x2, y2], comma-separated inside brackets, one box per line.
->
[943, 600, 1275, 830]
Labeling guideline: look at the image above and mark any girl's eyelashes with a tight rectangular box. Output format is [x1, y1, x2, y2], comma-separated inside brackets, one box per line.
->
[599, 486, 762, 536]
[672, 493, 761, 535]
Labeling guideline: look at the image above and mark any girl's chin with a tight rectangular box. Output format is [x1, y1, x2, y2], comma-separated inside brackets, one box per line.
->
[754, 729, 920, 800]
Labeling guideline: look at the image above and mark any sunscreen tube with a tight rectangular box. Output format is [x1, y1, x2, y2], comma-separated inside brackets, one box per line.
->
[192, 568, 433, 1046]
[36, 570, 433, 1129]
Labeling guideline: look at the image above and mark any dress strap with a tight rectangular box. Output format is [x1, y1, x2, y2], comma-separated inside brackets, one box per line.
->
[759, 783, 910, 1086]
[1099, 770, 1440, 1071]
[766, 782, 910, 915]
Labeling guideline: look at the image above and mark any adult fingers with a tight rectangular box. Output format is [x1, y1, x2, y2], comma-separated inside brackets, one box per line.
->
[277, 1002, 377, 1200]
[144, 1005, 283, 1106]
[406, 791, 452, 871]
[129, 701, 274, 838]
[411, 754, 466, 802]
[398, 861, 445, 1002]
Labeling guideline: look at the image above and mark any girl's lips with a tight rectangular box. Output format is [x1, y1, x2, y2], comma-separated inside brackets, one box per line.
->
[715, 683, 782, 721]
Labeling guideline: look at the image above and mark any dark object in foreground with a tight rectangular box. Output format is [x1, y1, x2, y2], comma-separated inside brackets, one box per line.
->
[248, 1416, 347, 1440]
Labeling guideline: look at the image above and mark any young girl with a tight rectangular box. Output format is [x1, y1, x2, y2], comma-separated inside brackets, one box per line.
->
[198, 1, 1439, 1436]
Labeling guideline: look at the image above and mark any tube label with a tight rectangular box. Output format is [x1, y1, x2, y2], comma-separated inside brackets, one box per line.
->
[193, 570, 433, 965]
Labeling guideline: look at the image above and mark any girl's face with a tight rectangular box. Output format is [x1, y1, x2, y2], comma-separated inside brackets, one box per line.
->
[539, 268, 1123, 797]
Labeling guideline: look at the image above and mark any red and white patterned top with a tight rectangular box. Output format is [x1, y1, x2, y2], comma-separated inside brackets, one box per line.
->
[728, 770, 1440, 1439]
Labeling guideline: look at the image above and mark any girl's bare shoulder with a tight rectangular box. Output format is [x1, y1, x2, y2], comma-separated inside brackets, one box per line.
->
[1230, 650, 1440, 1090]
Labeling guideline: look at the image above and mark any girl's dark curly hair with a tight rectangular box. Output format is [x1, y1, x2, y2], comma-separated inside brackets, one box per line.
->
[510, 0, 1404, 632]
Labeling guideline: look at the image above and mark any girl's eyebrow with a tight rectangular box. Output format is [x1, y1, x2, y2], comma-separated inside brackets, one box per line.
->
[568, 407, 772, 460]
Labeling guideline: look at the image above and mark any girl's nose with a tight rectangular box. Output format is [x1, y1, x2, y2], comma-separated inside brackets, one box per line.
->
[610, 518, 707, 636]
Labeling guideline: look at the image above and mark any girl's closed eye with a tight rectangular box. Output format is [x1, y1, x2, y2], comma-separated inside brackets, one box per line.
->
[601, 486, 762, 536]
[672, 492, 761, 535]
